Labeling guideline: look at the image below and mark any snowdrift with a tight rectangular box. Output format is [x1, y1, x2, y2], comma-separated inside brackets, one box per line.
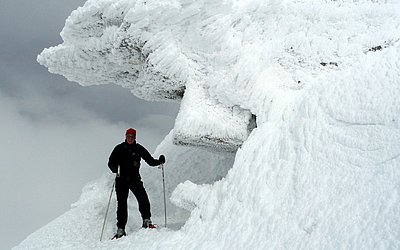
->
[17, 0, 400, 249]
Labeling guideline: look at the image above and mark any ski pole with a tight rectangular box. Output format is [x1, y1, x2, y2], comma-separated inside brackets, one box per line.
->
[100, 179, 115, 241]
[161, 164, 167, 228]
[100, 167, 119, 241]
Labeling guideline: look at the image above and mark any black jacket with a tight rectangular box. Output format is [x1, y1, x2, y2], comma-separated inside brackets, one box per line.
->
[108, 141, 162, 180]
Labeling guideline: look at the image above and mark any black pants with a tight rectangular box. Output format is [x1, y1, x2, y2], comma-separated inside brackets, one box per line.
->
[115, 177, 151, 229]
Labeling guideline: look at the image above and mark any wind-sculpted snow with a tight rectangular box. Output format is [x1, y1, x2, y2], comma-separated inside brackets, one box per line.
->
[23, 0, 400, 249]
[37, 0, 256, 152]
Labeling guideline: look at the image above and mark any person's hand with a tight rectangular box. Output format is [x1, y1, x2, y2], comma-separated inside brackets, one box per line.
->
[159, 155, 166, 164]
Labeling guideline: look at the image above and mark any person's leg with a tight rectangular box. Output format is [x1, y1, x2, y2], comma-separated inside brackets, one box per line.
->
[115, 179, 130, 229]
[129, 180, 151, 220]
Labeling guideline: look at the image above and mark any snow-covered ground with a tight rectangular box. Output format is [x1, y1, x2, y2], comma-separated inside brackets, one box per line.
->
[16, 0, 400, 249]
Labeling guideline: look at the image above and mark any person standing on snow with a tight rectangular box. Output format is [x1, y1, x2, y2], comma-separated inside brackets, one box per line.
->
[108, 128, 165, 239]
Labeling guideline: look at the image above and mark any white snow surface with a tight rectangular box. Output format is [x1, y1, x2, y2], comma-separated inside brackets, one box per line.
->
[18, 0, 400, 249]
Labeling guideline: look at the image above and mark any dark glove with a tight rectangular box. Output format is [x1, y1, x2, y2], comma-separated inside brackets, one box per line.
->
[159, 155, 165, 164]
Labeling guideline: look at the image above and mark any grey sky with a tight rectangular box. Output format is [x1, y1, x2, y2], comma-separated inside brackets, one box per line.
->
[0, 1, 179, 248]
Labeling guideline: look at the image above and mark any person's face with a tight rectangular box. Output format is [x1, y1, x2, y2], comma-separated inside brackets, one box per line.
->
[126, 134, 136, 144]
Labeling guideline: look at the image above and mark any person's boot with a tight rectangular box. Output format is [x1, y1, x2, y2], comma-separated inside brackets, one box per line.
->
[142, 219, 156, 229]
[112, 228, 126, 239]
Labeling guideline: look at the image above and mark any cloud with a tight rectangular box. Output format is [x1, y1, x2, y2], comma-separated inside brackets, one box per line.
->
[0, 90, 116, 246]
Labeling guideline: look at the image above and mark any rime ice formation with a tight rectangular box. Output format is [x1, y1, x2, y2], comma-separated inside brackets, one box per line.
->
[37, 0, 257, 152]
[20, 0, 400, 249]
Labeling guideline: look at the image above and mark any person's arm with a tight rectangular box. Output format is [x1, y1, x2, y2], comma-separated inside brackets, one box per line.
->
[138, 144, 165, 166]
[108, 145, 120, 173]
